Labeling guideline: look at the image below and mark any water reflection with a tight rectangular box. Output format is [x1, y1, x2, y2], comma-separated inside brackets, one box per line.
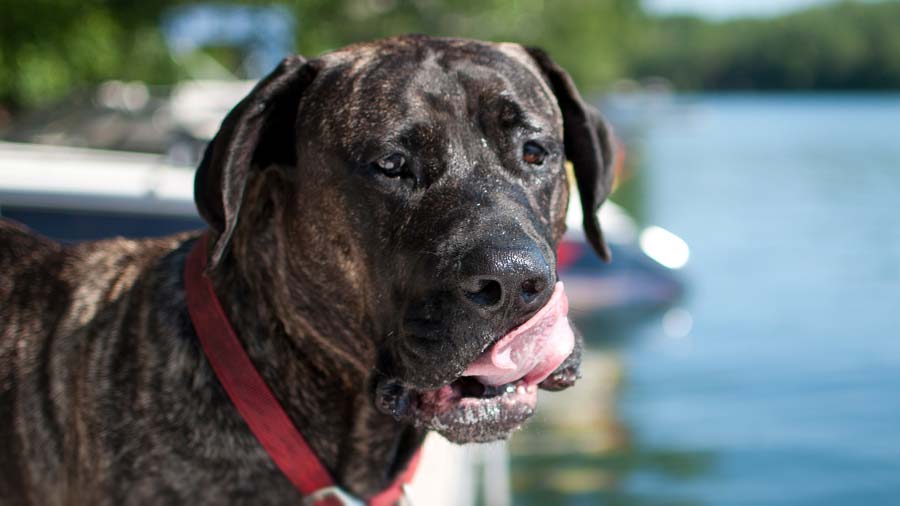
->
[511, 338, 716, 506]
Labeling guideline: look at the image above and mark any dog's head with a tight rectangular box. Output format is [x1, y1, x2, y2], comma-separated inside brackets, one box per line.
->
[194, 35, 615, 443]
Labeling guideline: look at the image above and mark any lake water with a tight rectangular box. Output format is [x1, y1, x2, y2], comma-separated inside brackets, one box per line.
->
[512, 95, 900, 505]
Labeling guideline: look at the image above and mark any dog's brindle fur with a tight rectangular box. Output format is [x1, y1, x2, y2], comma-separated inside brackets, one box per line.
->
[0, 36, 614, 504]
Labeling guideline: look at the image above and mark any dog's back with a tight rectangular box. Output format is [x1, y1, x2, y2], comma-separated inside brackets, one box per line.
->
[0, 219, 214, 505]
[0, 220, 67, 502]
[1, 219, 76, 503]
[0, 219, 66, 313]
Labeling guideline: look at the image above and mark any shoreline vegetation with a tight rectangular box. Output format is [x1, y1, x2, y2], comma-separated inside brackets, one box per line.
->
[0, 0, 898, 113]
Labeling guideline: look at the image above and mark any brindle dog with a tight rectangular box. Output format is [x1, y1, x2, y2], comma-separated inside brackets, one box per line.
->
[0, 35, 614, 504]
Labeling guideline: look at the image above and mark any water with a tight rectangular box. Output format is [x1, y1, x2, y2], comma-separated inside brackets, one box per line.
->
[512, 94, 900, 505]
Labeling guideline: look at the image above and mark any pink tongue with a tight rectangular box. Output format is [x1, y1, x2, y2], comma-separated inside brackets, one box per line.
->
[462, 282, 574, 387]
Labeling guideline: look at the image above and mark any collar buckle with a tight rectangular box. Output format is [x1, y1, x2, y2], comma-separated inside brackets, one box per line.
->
[398, 484, 415, 505]
[304, 487, 365, 506]
[303, 484, 416, 506]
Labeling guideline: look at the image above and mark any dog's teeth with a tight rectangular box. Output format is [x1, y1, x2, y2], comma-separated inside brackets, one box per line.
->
[516, 385, 526, 395]
[527, 385, 536, 393]
[505, 384, 516, 394]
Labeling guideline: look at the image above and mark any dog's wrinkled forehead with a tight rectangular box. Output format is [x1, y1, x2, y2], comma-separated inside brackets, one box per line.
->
[306, 37, 563, 150]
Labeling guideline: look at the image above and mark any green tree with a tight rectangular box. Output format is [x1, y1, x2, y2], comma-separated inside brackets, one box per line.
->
[0, 0, 186, 109]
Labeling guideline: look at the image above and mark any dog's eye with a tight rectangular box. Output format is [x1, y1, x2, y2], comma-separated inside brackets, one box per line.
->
[522, 141, 547, 165]
[374, 153, 406, 176]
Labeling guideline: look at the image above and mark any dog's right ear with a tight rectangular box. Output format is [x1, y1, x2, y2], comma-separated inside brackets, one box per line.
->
[195, 55, 319, 269]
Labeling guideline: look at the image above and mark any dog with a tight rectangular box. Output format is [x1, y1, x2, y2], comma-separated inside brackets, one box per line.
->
[0, 35, 614, 505]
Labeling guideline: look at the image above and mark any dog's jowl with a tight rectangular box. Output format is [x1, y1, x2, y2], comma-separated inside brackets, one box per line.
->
[0, 35, 614, 505]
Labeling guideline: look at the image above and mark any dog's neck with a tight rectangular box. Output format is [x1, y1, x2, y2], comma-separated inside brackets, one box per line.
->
[205, 234, 425, 498]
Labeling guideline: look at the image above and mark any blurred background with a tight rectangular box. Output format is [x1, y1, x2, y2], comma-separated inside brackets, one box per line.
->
[1, 0, 899, 505]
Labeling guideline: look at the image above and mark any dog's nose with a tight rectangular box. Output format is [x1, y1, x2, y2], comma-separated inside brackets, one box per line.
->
[458, 244, 554, 315]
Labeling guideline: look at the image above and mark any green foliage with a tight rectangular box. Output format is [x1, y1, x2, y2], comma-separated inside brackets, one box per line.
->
[0, 0, 183, 109]
[628, 1, 900, 90]
[1, 0, 899, 111]
[0, 0, 644, 109]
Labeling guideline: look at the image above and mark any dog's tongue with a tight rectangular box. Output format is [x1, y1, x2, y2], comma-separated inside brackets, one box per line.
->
[463, 282, 574, 387]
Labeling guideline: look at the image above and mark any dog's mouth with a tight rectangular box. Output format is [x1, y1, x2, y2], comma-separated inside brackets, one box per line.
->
[376, 283, 575, 443]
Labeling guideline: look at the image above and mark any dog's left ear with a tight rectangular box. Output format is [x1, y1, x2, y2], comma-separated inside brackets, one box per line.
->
[195, 55, 320, 269]
[525, 47, 616, 262]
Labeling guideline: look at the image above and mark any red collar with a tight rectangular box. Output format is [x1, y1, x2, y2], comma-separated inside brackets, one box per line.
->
[184, 234, 421, 506]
